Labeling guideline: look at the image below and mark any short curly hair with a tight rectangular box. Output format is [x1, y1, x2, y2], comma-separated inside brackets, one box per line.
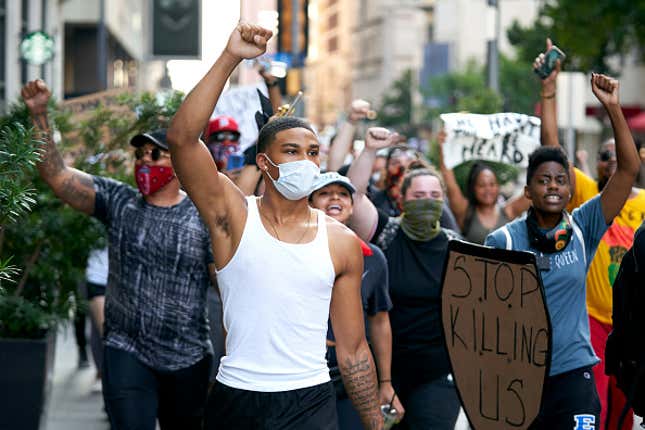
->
[256, 117, 316, 153]
[526, 146, 570, 184]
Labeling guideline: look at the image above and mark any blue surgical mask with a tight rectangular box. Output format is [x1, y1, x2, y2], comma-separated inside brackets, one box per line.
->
[264, 155, 320, 200]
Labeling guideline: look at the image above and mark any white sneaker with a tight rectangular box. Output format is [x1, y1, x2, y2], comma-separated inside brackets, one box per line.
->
[90, 378, 102, 394]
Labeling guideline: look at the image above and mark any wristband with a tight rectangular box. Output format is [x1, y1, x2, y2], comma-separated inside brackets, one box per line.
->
[379, 379, 392, 384]
[541, 91, 556, 99]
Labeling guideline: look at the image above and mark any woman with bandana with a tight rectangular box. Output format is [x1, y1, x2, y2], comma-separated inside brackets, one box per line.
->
[347, 127, 462, 429]
[485, 73, 640, 428]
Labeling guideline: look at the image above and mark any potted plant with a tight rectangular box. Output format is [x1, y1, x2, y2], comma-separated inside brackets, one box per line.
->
[0, 90, 183, 430]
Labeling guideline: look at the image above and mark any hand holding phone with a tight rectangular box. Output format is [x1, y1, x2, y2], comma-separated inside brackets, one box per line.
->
[534, 45, 566, 80]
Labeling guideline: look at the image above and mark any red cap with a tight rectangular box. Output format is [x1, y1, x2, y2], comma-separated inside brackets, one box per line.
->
[207, 115, 240, 138]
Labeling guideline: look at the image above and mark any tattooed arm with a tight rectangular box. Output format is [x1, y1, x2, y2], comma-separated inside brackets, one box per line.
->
[329, 222, 383, 429]
[21, 80, 95, 215]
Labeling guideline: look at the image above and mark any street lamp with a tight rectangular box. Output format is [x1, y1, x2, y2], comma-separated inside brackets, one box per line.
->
[486, 0, 500, 93]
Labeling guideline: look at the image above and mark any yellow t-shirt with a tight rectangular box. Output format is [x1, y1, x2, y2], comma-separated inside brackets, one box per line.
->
[568, 168, 645, 324]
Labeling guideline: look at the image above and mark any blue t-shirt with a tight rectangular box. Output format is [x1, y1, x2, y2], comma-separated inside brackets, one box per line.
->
[485, 195, 609, 376]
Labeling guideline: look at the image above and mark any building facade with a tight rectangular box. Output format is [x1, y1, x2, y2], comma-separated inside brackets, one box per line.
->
[1, 0, 164, 112]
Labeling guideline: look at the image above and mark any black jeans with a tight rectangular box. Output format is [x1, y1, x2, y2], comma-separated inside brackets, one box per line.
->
[529, 366, 601, 429]
[394, 374, 461, 430]
[204, 381, 338, 430]
[103, 346, 212, 430]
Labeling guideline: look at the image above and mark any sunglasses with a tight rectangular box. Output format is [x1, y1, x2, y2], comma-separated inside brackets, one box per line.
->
[211, 132, 240, 142]
[134, 147, 170, 161]
[598, 150, 616, 162]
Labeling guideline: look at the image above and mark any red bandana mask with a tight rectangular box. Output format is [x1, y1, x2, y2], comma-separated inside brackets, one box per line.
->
[135, 164, 175, 196]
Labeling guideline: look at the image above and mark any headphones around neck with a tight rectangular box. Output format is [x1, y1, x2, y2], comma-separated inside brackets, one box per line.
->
[526, 207, 573, 254]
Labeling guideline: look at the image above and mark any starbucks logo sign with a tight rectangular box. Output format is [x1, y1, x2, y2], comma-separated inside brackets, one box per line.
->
[20, 31, 55, 66]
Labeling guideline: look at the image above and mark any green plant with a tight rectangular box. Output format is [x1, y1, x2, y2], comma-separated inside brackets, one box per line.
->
[507, 0, 645, 75]
[0, 89, 183, 339]
[422, 61, 503, 121]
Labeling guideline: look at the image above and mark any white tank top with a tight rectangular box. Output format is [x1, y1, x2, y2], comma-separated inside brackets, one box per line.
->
[215, 196, 336, 392]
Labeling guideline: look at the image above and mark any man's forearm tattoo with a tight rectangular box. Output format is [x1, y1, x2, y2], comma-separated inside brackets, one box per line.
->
[32, 112, 65, 178]
[60, 173, 94, 208]
[341, 352, 382, 429]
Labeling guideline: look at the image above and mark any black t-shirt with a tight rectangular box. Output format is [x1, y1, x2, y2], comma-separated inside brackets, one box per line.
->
[372, 210, 457, 387]
[327, 243, 392, 368]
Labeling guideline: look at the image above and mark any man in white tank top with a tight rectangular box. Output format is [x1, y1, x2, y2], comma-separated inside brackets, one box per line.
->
[167, 23, 383, 430]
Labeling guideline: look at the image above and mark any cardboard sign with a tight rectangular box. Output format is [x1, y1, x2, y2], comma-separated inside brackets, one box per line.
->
[61, 88, 132, 117]
[441, 240, 551, 430]
[213, 83, 269, 151]
[440, 113, 541, 169]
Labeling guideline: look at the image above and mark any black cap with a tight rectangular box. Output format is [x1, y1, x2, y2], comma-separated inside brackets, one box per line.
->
[130, 129, 168, 151]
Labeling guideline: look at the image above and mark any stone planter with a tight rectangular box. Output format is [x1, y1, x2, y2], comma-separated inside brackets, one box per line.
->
[0, 331, 56, 430]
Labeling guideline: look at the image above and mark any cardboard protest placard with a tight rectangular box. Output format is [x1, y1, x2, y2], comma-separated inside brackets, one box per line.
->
[62, 88, 132, 118]
[440, 113, 541, 169]
[213, 83, 269, 151]
[441, 240, 551, 430]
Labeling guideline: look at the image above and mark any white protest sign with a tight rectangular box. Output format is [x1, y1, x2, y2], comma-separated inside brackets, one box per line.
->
[213, 83, 269, 151]
[440, 113, 541, 169]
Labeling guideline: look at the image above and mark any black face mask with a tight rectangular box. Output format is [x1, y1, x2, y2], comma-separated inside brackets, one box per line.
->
[525, 207, 573, 254]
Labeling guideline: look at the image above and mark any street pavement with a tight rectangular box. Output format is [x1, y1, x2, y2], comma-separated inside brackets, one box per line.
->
[45, 326, 109, 430]
[43, 325, 642, 430]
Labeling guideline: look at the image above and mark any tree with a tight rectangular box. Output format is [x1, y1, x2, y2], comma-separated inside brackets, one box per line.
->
[421, 61, 503, 120]
[507, 0, 645, 75]
[0, 90, 183, 338]
[500, 54, 541, 115]
[420, 63, 522, 194]
[378, 69, 415, 135]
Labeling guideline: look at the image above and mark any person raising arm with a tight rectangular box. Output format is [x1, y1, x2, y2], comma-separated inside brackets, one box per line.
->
[167, 23, 382, 429]
[437, 130, 529, 244]
[22, 81, 96, 214]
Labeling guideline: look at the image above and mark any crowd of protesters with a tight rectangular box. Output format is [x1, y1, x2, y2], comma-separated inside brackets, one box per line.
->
[20, 22, 645, 430]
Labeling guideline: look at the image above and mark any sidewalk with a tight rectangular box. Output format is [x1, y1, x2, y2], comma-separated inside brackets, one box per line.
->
[45, 326, 109, 430]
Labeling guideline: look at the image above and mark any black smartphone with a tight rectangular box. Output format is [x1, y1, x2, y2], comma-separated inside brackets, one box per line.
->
[534, 46, 566, 79]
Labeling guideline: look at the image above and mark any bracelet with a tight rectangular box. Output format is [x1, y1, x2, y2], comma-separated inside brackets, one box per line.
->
[266, 80, 279, 88]
[379, 379, 392, 383]
[541, 91, 556, 99]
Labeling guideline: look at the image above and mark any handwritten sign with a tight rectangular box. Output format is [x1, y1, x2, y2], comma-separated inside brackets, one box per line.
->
[440, 113, 541, 169]
[441, 240, 551, 430]
[213, 83, 269, 151]
[62, 88, 132, 117]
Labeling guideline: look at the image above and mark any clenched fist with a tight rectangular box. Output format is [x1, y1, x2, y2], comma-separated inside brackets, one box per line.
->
[21, 79, 51, 115]
[225, 23, 273, 61]
[591, 73, 619, 107]
[365, 127, 400, 151]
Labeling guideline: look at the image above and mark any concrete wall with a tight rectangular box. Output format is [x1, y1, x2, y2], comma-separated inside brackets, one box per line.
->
[434, 0, 539, 68]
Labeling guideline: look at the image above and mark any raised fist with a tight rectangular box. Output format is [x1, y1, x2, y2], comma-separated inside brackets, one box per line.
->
[591, 73, 619, 107]
[21, 79, 51, 115]
[365, 127, 399, 150]
[225, 23, 273, 61]
[349, 99, 371, 123]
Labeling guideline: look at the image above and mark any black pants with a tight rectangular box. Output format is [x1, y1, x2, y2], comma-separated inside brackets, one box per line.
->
[394, 374, 461, 430]
[204, 381, 338, 430]
[103, 346, 212, 430]
[529, 366, 601, 429]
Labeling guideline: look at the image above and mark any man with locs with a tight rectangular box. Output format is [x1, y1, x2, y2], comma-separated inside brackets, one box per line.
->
[167, 23, 382, 429]
[21, 81, 214, 429]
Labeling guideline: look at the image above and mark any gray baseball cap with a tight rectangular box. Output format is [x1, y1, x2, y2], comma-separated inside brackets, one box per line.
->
[311, 171, 357, 195]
